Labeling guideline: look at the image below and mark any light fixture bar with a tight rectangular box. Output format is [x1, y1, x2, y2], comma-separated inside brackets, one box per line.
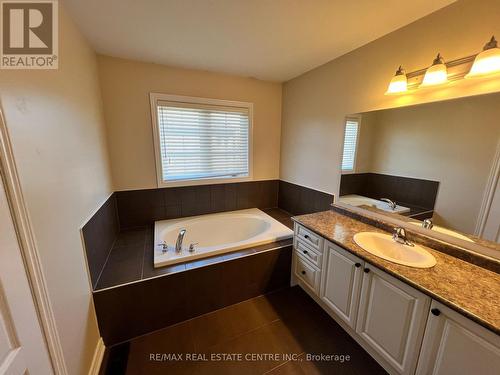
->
[403, 54, 476, 91]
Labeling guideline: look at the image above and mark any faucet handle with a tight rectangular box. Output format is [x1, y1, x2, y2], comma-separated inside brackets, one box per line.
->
[422, 219, 434, 229]
[158, 241, 168, 253]
[189, 243, 199, 252]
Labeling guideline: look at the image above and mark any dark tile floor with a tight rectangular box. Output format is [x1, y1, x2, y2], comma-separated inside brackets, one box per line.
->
[94, 208, 294, 290]
[101, 287, 387, 375]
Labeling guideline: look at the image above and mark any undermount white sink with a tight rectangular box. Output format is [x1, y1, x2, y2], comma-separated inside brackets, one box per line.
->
[353, 232, 436, 268]
[408, 222, 474, 242]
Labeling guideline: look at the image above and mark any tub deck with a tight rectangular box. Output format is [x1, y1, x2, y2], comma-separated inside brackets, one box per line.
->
[93, 208, 293, 291]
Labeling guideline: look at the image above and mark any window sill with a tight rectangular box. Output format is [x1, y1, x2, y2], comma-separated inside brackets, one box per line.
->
[157, 175, 253, 188]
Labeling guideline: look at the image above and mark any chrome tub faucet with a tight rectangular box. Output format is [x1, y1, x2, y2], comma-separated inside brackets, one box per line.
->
[380, 198, 397, 210]
[175, 229, 186, 253]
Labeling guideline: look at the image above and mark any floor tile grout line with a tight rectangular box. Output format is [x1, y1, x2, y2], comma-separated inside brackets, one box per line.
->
[262, 352, 306, 375]
[191, 316, 283, 353]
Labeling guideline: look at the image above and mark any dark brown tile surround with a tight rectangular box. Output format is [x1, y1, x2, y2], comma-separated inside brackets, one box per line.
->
[278, 180, 333, 215]
[100, 287, 387, 375]
[293, 210, 500, 335]
[116, 180, 279, 229]
[82, 180, 331, 290]
[93, 243, 292, 346]
[82, 195, 120, 287]
[94, 208, 293, 290]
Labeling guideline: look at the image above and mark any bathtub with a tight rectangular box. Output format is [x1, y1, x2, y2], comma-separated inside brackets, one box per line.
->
[338, 194, 411, 214]
[153, 208, 293, 267]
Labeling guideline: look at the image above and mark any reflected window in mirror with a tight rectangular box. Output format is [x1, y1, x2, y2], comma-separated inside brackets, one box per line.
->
[341, 117, 361, 173]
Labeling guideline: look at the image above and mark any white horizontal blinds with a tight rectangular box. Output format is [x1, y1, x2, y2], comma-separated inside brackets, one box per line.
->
[341, 119, 359, 171]
[157, 101, 249, 182]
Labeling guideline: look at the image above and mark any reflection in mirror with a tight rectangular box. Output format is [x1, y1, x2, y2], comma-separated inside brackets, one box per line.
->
[339, 92, 500, 253]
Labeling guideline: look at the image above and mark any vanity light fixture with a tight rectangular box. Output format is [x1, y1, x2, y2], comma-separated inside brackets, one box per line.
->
[385, 35, 500, 95]
[420, 53, 448, 87]
[465, 36, 500, 78]
[385, 66, 408, 95]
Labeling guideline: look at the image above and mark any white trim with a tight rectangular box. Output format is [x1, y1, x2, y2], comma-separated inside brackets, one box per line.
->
[88, 338, 105, 375]
[475, 140, 500, 237]
[0, 108, 68, 374]
[149, 93, 254, 188]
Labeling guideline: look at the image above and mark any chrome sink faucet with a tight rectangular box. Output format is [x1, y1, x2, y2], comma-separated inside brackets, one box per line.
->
[393, 227, 414, 246]
[175, 229, 186, 253]
[380, 198, 397, 210]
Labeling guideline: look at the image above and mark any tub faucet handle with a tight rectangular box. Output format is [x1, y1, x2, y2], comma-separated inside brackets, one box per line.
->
[158, 241, 168, 253]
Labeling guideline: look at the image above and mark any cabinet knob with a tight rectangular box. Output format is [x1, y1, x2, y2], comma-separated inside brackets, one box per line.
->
[301, 270, 306, 275]
[355, 263, 361, 268]
[364, 268, 370, 273]
[304, 234, 310, 239]
[431, 308, 441, 316]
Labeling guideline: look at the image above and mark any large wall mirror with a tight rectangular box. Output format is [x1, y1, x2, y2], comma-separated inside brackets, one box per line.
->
[338, 92, 500, 258]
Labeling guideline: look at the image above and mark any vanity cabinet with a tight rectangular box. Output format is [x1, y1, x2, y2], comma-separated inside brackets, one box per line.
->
[416, 301, 500, 375]
[293, 223, 499, 375]
[320, 240, 363, 329]
[356, 264, 430, 375]
[293, 224, 323, 294]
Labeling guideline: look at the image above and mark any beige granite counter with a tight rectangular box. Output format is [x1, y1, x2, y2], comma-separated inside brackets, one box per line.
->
[292, 210, 500, 335]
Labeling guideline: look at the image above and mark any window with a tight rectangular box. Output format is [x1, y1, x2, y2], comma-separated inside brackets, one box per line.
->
[150, 93, 253, 186]
[341, 118, 360, 172]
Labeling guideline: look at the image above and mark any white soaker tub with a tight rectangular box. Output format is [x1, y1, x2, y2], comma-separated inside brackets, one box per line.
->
[153, 208, 293, 267]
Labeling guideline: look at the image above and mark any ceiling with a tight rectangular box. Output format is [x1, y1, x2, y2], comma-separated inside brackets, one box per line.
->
[63, 0, 456, 82]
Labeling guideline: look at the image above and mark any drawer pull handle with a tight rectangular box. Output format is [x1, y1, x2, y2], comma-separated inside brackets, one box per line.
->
[364, 268, 370, 273]
[355, 262, 361, 268]
[301, 270, 306, 275]
[431, 308, 441, 316]
[303, 250, 309, 255]
[304, 234, 310, 240]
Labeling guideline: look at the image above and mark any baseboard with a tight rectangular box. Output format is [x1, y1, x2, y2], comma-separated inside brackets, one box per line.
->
[88, 338, 105, 375]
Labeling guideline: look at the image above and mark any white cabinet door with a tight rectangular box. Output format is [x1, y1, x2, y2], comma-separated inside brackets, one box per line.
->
[356, 265, 430, 375]
[320, 241, 363, 329]
[416, 301, 500, 375]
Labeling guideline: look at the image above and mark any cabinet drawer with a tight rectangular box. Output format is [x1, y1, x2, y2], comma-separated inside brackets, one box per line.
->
[295, 224, 323, 251]
[294, 254, 321, 293]
[294, 239, 322, 268]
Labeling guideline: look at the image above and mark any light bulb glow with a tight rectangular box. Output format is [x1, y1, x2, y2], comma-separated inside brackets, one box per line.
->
[465, 47, 500, 78]
[420, 63, 448, 87]
[385, 72, 407, 95]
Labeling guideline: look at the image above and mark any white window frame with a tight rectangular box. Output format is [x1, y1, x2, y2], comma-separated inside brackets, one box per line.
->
[150, 93, 253, 187]
[340, 115, 362, 174]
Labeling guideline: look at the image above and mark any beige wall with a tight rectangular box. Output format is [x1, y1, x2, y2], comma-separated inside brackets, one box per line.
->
[281, 0, 500, 196]
[0, 5, 111, 375]
[355, 93, 500, 233]
[97, 56, 283, 191]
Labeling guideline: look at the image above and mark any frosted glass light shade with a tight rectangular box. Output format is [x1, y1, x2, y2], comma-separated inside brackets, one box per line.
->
[420, 54, 448, 87]
[421, 63, 448, 86]
[466, 37, 500, 78]
[385, 66, 407, 95]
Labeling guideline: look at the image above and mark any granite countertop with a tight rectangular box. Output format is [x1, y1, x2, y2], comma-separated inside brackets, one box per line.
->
[292, 210, 500, 335]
